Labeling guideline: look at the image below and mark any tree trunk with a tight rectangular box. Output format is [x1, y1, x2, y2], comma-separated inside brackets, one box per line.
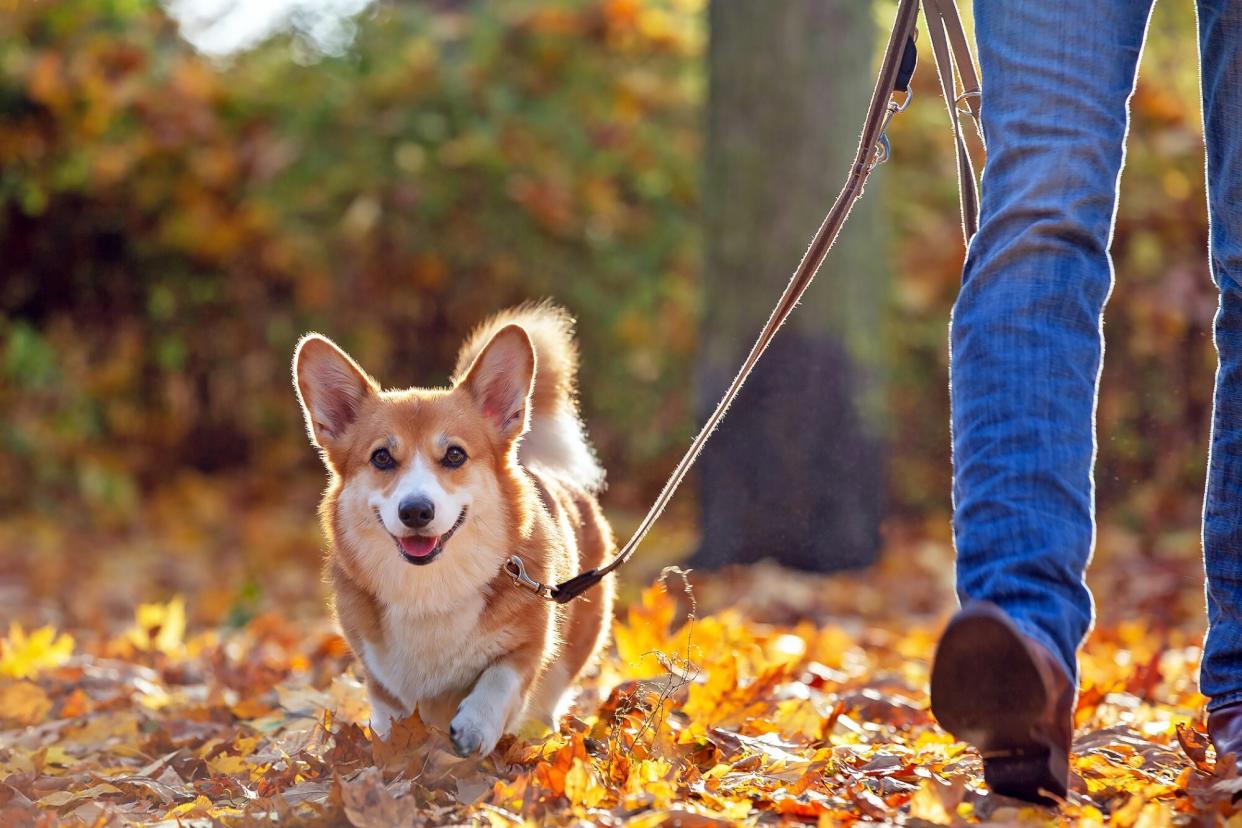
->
[692, 0, 887, 573]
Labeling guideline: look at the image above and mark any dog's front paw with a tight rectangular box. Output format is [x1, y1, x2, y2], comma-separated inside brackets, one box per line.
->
[450, 702, 503, 757]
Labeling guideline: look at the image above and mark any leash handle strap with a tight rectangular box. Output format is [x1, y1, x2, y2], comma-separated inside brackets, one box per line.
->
[509, 0, 979, 604]
[923, 0, 981, 242]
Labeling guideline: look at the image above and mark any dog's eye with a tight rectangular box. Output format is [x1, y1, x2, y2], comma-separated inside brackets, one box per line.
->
[370, 448, 396, 470]
[442, 446, 467, 468]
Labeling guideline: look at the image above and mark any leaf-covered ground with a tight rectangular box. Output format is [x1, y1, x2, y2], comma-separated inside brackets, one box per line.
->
[1, 481, 1238, 825]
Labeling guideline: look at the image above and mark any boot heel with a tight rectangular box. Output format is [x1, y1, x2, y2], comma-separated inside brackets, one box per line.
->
[980, 746, 1066, 803]
[930, 602, 1073, 806]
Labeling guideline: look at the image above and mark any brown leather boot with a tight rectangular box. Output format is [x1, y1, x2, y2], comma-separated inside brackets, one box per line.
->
[930, 601, 1076, 805]
[1209, 701, 1242, 762]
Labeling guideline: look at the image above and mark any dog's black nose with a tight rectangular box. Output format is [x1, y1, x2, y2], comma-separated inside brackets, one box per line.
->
[398, 498, 435, 529]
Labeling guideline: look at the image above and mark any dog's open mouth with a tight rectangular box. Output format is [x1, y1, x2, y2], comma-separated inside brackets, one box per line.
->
[384, 507, 467, 566]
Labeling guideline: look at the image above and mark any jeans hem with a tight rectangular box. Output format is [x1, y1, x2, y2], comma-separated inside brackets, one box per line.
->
[1206, 688, 1242, 713]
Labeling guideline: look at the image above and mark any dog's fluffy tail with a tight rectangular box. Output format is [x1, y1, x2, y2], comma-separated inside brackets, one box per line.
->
[453, 301, 605, 492]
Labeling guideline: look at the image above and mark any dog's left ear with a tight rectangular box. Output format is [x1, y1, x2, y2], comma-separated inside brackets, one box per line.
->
[459, 324, 535, 441]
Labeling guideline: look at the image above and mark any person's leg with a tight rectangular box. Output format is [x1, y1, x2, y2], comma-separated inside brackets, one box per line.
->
[1198, 0, 1242, 721]
[950, 0, 1155, 681]
[933, 0, 1156, 803]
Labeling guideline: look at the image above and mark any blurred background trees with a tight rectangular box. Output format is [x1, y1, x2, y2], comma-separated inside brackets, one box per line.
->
[693, 0, 885, 573]
[0, 0, 702, 526]
[0, 0, 1217, 584]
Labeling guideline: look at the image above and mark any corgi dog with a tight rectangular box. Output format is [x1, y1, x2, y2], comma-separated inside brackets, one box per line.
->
[293, 303, 615, 756]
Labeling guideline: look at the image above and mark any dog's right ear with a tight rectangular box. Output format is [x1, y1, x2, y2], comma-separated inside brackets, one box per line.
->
[293, 334, 378, 449]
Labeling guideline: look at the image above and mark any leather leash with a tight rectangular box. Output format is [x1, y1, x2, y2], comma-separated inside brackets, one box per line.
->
[506, 0, 982, 603]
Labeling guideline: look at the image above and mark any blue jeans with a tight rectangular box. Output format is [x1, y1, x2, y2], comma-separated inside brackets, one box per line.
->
[952, 0, 1242, 708]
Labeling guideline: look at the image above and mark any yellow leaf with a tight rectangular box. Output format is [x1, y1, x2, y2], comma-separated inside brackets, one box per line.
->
[682, 654, 738, 723]
[35, 783, 120, 809]
[208, 753, 249, 776]
[620, 758, 675, 808]
[328, 674, 371, 725]
[624, 757, 673, 792]
[229, 697, 275, 719]
[164, 795, 212, 819]
[564, 757, 607, 809]
[613, 582, 678, 678]
[1133, 802, 1174, 828]
[907, 780, 952, 824]
[127, 595, 186, 655]
[0, 680, 51, 725]
[34, 791, 79, 808]
[231, 735, 261, 757]
[41, 746, 77, 770]
[1077, 804, 1107, 827]
[773, 698, 824, 741]
[64, 711, 139, 748]
[0, 623, 74, 678]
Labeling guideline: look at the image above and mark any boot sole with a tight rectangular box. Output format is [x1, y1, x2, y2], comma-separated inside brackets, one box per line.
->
[929, 603, 1069, 804]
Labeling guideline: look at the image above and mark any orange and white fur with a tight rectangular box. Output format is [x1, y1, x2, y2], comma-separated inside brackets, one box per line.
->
[293, 303, 615, 756]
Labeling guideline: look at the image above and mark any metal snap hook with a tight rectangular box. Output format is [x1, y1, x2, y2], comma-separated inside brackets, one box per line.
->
[868, 89, 913, 172]
[505, 555, 553, 599]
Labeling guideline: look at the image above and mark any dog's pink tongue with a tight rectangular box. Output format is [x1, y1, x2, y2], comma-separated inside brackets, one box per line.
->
[399, 535, 438, 558]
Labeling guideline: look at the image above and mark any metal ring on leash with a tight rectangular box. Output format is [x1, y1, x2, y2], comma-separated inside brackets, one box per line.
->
[955, 88, 980, 117]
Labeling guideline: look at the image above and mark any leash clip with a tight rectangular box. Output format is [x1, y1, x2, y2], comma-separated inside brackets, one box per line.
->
[505, 555, 554, 600]
[869, 89, 913, 171]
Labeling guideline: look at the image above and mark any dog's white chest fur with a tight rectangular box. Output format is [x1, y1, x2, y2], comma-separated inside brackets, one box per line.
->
[361, 596, 505, 708]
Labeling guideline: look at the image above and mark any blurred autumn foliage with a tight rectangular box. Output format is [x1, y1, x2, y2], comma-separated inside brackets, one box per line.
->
[1, 0, 1215, 556]
[5, 560, 1238, 824]
[1, 0, 702, 527]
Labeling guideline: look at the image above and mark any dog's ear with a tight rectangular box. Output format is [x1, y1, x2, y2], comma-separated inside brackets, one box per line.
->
[459, 324, 535, 441]
[293, 334, 378, 449]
